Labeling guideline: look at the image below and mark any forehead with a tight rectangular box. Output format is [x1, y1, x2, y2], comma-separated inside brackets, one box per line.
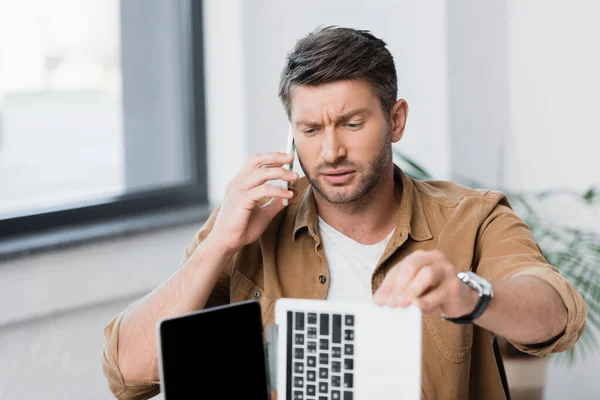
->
[289, 80, 380, 121]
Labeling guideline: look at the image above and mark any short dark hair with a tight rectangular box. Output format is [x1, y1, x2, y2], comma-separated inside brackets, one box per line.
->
[278, 26, 398, 119]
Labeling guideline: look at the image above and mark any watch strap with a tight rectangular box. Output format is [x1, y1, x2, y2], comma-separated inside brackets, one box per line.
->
[443, 293, 492, 324]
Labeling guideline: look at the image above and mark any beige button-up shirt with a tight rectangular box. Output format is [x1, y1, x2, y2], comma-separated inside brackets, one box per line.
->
[102, 167, 587, 400]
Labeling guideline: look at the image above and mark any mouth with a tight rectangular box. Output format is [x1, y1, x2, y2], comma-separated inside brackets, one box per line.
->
[320, 169, 356, 185]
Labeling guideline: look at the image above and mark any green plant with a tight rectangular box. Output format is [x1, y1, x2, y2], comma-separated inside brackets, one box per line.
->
[393, 149, 600, 365]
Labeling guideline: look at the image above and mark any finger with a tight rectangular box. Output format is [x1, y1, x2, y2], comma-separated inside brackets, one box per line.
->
[374, 250, 445, 305]
[373, 265, 402, 305]
[246, 184, 294, 204]
[236, 152, 294, 183]
[241, 167, 298, 191]
[398, 266, 443, 306]
[413, 287, 447, 314]
[374, 250, 441, 305]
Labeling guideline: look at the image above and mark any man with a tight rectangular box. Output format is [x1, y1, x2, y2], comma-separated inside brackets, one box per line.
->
[102, 27, 587, 400]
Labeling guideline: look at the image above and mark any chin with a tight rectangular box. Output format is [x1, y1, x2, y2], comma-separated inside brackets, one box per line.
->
[318, 185, 362, 204]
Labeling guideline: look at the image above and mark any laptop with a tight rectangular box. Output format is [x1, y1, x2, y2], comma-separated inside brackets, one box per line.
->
[157, 300, 270, 399]
[157, 299, 421, 400]
[274, 298, 421, 400]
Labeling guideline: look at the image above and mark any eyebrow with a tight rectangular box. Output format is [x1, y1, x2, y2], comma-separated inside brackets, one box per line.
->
[295, 108, 370, 128]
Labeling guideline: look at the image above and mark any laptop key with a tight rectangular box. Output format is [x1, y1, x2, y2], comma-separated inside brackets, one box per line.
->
[293, 391, 303, 400]
[332, 390, 341, 400]
[320, 313, 330, 335]
[296, 312, 305, 330]
[307, 385, 316, 396]
[332, 346, 341, 358]
[294, 362, 304, 373]
[332, 375, 341, 387]
[307, 369, 316, 381]
[344, 330, 354, 341]
[295, 333, 305, 345]
[333, 314, 342, 343]
[345, 315, 354, 326]
[294, 376, 304, 388]
[308, 327, 317, 338]
[319, 397, 327, 400]
[319, 353, 329, 365]
[344, 373, 353, 388]
[295, 348, 304, 359]
[307, 356, 316, 367]
[332, 361, 341, 372]
[344, 391, 353, 400]
[344, 344, 354, 355]
[319, 382, 328, 393]
[319, 338, 329, 350]
[307, 341, 317, 353]
[344, 358, 353, 370]
[319, 367, 328, 379]
[308, 312, 317, 324]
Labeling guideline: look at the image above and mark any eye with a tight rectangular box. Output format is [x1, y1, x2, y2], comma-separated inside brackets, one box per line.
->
[303, 128, 317, 135]
[346, 122, 363, 130]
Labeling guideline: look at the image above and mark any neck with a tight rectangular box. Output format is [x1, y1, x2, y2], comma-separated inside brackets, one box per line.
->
[314, 163, 400, 244]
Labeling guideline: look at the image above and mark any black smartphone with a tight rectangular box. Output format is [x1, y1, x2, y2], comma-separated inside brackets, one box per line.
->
[157, 300, 269, 399]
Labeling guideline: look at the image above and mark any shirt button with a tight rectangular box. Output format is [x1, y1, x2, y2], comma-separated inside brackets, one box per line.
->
[319, 275, 327, 284]
[253, 290, 262, 299]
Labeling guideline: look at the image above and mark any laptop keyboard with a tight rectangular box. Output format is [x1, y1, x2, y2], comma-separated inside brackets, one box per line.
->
[287, 311, 355, 400]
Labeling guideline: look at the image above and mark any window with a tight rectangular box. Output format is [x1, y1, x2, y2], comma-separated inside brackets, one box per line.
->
[0, 0, 208, 245]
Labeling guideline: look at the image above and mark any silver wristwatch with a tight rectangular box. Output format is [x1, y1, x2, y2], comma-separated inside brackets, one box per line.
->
[442, 272, 494, 324]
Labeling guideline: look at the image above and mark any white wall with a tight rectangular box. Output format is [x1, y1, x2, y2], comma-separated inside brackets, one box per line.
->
[203, 0, 248, 205]
[0, 298, 137, 400]
[0, 222, 198, 399]
[505, 0, 600, 193]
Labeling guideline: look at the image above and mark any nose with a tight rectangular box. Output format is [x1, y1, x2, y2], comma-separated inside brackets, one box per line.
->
[320, 127, 347, 164]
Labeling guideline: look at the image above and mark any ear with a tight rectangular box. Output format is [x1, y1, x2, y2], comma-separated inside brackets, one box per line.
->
[390, 99, 409, 143]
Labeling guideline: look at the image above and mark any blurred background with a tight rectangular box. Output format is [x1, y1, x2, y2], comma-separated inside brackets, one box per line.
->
[0, 0, 598, 399]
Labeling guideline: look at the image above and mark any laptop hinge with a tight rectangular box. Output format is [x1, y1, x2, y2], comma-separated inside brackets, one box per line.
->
[265, 323, 278, 392]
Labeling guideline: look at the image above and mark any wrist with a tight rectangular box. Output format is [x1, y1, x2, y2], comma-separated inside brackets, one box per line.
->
[203, 233, 241, 257]
[467, 285, 481, 314]
[443, 272, 494, 324]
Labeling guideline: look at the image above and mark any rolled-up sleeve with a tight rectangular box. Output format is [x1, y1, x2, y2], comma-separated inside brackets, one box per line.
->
[474, 191, 588, 356]
[102, 206, 232, 399]
[102, 301, 160, 400]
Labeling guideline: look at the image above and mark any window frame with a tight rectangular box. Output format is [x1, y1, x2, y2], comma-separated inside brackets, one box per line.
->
[0, 1, 209, 246]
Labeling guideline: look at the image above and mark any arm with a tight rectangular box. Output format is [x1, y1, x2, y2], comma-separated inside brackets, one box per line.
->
[374, 194, 587, 353]
[117, 235, 237, 382]
[476, 275, 566, 345]
[373, 250, 568, 345]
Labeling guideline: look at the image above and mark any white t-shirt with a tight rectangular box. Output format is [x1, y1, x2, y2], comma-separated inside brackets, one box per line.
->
[318, 216, 394, 302]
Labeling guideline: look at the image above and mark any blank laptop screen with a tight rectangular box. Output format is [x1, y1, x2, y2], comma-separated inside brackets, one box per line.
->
[159, 300, 269, 399]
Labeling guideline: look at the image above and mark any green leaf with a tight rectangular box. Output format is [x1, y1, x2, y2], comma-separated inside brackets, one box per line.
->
[392, 149, 432, 180]
[583, 187, 597, 204]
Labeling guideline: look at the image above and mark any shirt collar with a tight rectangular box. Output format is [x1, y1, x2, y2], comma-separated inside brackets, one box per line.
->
[292, 165, 432, 242]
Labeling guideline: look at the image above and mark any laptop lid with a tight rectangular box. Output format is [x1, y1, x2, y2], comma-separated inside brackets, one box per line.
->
[157, 300, 270, 400]
[274, 298, 422, 400]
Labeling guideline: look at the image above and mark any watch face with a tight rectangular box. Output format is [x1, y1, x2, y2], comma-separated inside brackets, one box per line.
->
[457, 272, 493, 297]
[467, 273, 493, 296]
